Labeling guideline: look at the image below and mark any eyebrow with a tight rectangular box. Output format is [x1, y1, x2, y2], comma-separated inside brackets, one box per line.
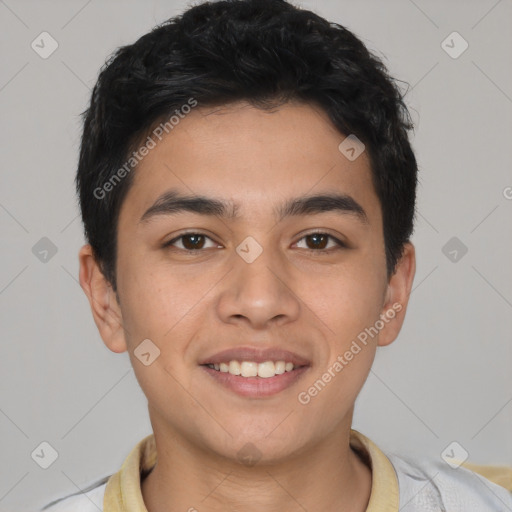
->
[139, 188, 369, 225]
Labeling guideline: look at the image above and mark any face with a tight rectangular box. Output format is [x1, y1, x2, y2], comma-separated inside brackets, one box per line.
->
[79, 100, 415, 463]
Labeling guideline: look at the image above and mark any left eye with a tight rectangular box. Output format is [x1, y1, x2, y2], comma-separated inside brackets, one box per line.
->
[295, 232, 345, 251]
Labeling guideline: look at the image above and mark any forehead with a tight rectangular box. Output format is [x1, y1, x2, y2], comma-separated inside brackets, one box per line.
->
[119, 101, 381, 227]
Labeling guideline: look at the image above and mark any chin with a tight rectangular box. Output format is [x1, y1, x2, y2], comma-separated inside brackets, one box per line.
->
[202, 420, 310, 465]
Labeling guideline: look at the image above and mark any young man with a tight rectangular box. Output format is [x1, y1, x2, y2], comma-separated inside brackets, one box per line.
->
[42, 0, 512, 510]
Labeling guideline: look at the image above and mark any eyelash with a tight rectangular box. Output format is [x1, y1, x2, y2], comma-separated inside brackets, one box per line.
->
[162, 230, 346, 254]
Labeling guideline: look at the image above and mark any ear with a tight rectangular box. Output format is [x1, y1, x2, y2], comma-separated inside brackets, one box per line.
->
[377, 242, 416, 347]
[78, 244, 127, 353]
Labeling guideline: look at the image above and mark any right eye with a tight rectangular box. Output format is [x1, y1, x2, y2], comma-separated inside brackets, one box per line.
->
[162, 232, 221, 252]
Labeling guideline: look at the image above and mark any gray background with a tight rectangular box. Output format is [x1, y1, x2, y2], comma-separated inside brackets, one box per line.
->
[0, 0, 511, 510]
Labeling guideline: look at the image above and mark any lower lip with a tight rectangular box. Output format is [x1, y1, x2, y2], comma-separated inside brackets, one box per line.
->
[201, 365, 309, 398]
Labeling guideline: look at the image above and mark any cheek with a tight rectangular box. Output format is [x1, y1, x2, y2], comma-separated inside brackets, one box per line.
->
[300, 258, 385, 396]
[117, 253, 205, 338]
[298, 286, 380, 418]
[307, 264, 385, 341]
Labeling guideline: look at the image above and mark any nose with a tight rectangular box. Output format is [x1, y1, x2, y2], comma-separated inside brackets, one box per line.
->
[215, 241, 301, 330]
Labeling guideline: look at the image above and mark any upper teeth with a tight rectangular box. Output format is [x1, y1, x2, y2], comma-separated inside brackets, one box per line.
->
[207, 360, 296, 378]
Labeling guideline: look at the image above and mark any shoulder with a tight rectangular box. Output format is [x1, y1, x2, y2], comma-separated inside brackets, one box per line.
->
[386, 452, 512, 512]
[39, 476, 109, 512]
[461, 461, 512, 491]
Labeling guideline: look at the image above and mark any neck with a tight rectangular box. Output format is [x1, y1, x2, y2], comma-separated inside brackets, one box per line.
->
[141, 424, 372, 512]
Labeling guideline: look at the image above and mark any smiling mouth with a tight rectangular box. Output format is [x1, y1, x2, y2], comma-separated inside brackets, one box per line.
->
[202, 360, 306, 378]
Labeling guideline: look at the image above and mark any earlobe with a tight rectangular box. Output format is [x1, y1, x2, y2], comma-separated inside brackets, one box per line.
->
[377, 242, 416, 347]
[78, 244, 128, 354]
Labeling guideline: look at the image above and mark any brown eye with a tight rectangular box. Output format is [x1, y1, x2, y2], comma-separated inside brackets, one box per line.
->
[184, 234, 206, 250]
[305, 233, 329, 250]
[296, 232, 345, 252]
[163, 233, 218, 252]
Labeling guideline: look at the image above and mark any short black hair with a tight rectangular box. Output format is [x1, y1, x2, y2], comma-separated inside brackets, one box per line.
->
[76, 0, 418, 294]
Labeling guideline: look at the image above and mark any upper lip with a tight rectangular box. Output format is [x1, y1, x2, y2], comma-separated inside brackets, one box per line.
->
[199, 346, 311, 366]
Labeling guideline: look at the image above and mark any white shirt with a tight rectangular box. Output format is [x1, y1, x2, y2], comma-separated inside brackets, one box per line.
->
[40, 430, 512, 512]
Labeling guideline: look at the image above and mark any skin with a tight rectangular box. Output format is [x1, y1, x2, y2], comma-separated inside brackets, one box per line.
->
[79, 100, 416, 512]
